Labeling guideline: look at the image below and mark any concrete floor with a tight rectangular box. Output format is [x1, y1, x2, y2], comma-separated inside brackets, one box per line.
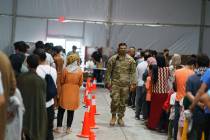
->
[54, 88, 167, 140]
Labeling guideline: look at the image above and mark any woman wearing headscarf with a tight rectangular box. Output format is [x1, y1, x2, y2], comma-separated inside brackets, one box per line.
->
[0, 51, 16, 140]
[147, 54, 170, 129]
[168, 54, 182, 90]
[54, 53, 83, 134]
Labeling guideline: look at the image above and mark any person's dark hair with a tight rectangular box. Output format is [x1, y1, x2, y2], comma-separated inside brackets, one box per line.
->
[141, 51, 145, 58]
[151, 65, 158, 84]
[173, 82, 177, 92]
[44, 43, 53, 51]
[186, 56, 196, 66]
[72, 45, 77, 50]
[163, 48, 169, 53]
[151, 50, 157, 57]
[151, 54, 166, 84]
[144, 51, 151, 61]
[196, 54, 209, 67]
[35, 41, 44, 49]
[118, 43, 127, 48]
[27, 54, 39, 69]
[191, 54, 197, 59]
[33, 48, 46, 62]
[53, 46, 63, 54]
[14, 41, 28, 53]
[156, 54, 166, 68]
[9, 53, 26, 75]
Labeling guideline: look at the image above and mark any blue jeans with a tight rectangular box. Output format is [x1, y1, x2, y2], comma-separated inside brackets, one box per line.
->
[173, 101, 180, 140]
[135, 86, 146, 117]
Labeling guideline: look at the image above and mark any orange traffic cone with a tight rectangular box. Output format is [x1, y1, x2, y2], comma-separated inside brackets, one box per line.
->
[92, 78, 97, 91]
[77, 108, 91, 138]
[89, 101, 98, 129]
[86, 78, 92, 93]
[89, 131, 96, 140]
[83, 89, 89, 104]
[86, 94, 91, 107]
[92, 95, 100, 115]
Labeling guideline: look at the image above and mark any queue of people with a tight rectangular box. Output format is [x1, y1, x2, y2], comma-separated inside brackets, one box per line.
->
[0, 41, 83, 140]
[105, 43, 210, 140]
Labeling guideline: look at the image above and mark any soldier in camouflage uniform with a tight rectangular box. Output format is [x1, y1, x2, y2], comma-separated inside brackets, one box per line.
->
[105, 43, 136, 126]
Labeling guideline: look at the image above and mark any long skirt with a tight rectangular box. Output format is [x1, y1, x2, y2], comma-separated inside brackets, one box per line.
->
[147, 92, 168, 129]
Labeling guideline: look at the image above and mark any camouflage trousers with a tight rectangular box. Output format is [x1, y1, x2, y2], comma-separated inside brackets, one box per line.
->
[110, 84, 129, 118]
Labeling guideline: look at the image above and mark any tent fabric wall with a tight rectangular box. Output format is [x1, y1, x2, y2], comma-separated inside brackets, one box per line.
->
[203, 28, 210, 56]
[0, 16, 12, 53]
[206, 2, 210, 25]
[84, 23, 107, 47]
[15, 17, 47, 42]
[0, 0, 209, 55]
[110, 25, 199, 55]
[111, 0, 201, 24]
[17, 0, 109, 21]
[0, 0, 13, 14]
[48, 20, 83, 37]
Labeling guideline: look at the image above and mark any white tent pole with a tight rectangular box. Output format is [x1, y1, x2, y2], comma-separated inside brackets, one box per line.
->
[106, 0, 113, 48]
[10, 0, 17, 53]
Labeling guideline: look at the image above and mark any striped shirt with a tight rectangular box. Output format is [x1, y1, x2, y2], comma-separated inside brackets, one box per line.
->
[152, 67, 170, 93]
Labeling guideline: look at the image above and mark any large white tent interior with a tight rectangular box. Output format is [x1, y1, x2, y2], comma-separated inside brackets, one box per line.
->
[0, 0, 210, 55]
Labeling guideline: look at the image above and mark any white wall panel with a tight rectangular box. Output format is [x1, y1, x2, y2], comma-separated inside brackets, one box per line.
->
[112, 0, 201, 24]
[206, 2, 210, 25]
[0, 0, 13, 14]
[17, 0, 109, 21]
[0, 16, 12, 53]
[110, 25, 199, 55]
[15, 17, 47, 42]
[84, 23, 107, 47]
[203, 28, 210, 56]
[48, 20, 83, 37]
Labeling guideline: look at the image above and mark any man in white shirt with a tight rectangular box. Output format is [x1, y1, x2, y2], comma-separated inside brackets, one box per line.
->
[135, 51, 150, 120]
[35, 49, 57, 140]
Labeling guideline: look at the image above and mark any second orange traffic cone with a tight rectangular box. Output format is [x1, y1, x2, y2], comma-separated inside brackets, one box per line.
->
[77, 108, 91, 138]
[89, 102, 98, 129]
[92, 78, 97, 91]
[92, 95, 100, 115]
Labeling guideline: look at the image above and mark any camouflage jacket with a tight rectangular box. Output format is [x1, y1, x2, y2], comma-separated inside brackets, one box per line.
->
[105, 54, 136, 87]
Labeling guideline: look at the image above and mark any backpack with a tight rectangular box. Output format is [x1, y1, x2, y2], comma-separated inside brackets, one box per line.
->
[45, 74, 57, 101]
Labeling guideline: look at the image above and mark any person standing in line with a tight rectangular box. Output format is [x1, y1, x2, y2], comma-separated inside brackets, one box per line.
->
[135, 51, 149, 120]
[105, 43, 136, 126]
[127, 46, 137, 109]
[35, 49, 57, 140]
[0, 51, 16, 140]
[185, 54, 210, 140]
[173, 57, 195, 140]
[54, 54, 83, 133]
[147, 54, 170, 130]
[17, 55, 47, 140]
[53, 46, 64, 107]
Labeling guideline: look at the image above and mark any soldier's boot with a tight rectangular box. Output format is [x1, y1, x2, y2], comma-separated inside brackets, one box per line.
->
[110, 114, 117, 126]
[117, 117, 125, 127]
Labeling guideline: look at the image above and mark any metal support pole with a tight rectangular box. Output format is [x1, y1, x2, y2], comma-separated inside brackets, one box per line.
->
[198, 0, 207, 53]
[10, 0, 17, 53]
[106, 0, 113, 48]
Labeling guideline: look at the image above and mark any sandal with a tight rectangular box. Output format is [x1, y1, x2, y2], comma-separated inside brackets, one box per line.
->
[66, 128, 72, 134]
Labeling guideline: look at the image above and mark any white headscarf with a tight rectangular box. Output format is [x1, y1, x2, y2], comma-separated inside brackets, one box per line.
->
[66, 61, 79, 72]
